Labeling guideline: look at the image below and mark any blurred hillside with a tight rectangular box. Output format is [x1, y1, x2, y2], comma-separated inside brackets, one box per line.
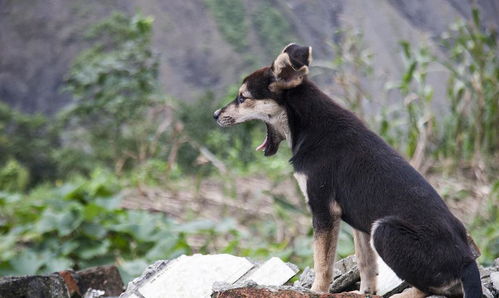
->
[1, 0, 498, 114]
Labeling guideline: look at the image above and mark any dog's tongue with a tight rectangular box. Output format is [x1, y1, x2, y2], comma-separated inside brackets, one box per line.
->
[256, 135, 268, 151]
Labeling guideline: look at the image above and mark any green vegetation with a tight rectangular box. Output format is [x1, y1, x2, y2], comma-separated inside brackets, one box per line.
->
[252, 1, 295, 57]
[62, 13, 160, 171]
[205, 0, 295, 59]
[0, 7, 497, 284]
[0, 103, 60, 186]
[205, 0, 249, 51]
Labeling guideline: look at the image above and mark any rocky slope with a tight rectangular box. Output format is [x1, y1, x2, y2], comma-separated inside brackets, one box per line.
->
[1, 0, 498, 114]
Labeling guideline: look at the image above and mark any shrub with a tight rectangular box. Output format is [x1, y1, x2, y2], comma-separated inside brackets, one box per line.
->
[0, 102, 59, 185]
[62, 12, 162, 170]
[0, 160, 29, 192]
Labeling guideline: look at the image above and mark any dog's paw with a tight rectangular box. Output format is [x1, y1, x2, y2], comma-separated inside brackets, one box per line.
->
[310, 282, 330, 293]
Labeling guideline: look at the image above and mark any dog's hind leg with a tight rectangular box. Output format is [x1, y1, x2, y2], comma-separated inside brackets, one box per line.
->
[310, 201, 342, 293]
[353, 229, 378, 294]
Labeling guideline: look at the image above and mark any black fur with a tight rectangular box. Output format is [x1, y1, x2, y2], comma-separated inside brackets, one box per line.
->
[282, 79, 480, 296]
[215, 45, 483, 296]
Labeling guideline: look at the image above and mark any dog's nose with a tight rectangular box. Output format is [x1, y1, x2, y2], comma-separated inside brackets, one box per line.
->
[213, 109, 221, 120]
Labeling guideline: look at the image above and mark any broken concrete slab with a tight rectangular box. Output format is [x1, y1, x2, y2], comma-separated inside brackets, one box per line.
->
[0, 274, 70, 298]
[121, 254, 255, 298]
[490, 272, 499, 292]
[245, 257, 298, 286]
[121, 254, 300, 298]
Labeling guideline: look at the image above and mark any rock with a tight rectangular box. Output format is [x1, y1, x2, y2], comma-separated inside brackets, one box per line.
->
[294, 256, 360, 292]
[294, 267, 315, 289]
[294, 255, 406, 296]
[0, 274, 70, 298]
[58, 265, 124, 297]
[83, 288, 106, 298]
[330, 266, 360, 293]
[334, 256, 358, 277]
[212, 283, 380, 298]
[74, 265, 124, 296]
[481, 285, 494, 298]
[490, 272, 499, 292]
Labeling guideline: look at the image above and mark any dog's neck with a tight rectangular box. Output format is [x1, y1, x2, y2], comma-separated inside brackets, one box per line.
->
[283, 80, 360, 154]
[269, 110, 292, 147]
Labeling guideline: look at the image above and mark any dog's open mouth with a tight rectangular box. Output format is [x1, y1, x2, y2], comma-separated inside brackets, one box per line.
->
[255, 123, 285, 156]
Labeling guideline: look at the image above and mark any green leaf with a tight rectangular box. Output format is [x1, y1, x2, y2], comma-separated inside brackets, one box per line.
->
[43, 257, 73, 273]
[145, 235, 178, 260]
[400, 40, 411, 59]
[10, 249, 46, 275]
[79, 239, 111, 260]
[82, 203, 107, 220]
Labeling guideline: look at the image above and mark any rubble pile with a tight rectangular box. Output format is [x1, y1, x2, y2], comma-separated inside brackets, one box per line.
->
[0, 254, 497, 297]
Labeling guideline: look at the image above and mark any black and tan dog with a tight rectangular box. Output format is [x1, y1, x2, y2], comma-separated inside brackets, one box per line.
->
[213, 44, 482, 298]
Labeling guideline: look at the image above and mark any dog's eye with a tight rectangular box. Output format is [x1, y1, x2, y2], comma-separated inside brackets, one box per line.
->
[238, 95, 246, 104]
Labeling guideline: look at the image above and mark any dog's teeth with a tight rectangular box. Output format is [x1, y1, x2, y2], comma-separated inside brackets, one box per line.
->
[256, 136, 268, 151]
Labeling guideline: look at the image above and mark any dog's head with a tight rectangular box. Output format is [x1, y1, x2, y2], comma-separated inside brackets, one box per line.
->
[213, 44, 312, 156]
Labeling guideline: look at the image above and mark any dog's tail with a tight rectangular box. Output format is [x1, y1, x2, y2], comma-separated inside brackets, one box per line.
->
[461, 261, 482, 298]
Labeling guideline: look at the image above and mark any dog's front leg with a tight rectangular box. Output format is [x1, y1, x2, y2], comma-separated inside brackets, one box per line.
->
[353, 229, 378, 294]
[310, 201, 342, 293]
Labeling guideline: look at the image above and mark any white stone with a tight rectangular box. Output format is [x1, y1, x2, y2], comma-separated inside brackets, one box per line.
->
[247, 257, 298, 286]
[490, 272, 499, 291]
[137, 254, 254, 298]
[376, 256, 404, 296]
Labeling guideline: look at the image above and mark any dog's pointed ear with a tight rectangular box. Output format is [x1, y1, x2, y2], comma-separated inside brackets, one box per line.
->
[269, 43, 312, 92]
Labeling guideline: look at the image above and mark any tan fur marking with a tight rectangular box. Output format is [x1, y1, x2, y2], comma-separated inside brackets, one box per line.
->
[269, 74, 305, 92]
[307, 46, 313, 65]
[272, 53, 292, 77]
[429, 279, 463, 296]
[311, 201, 342, 293]
[390, 287, 427, 298]
[330, 200, 342, 217]
[353, 229, 378, 294]
[243, 99, 255, 108]
[238, 83, 252, 98]
[294, 172, 308, 202]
